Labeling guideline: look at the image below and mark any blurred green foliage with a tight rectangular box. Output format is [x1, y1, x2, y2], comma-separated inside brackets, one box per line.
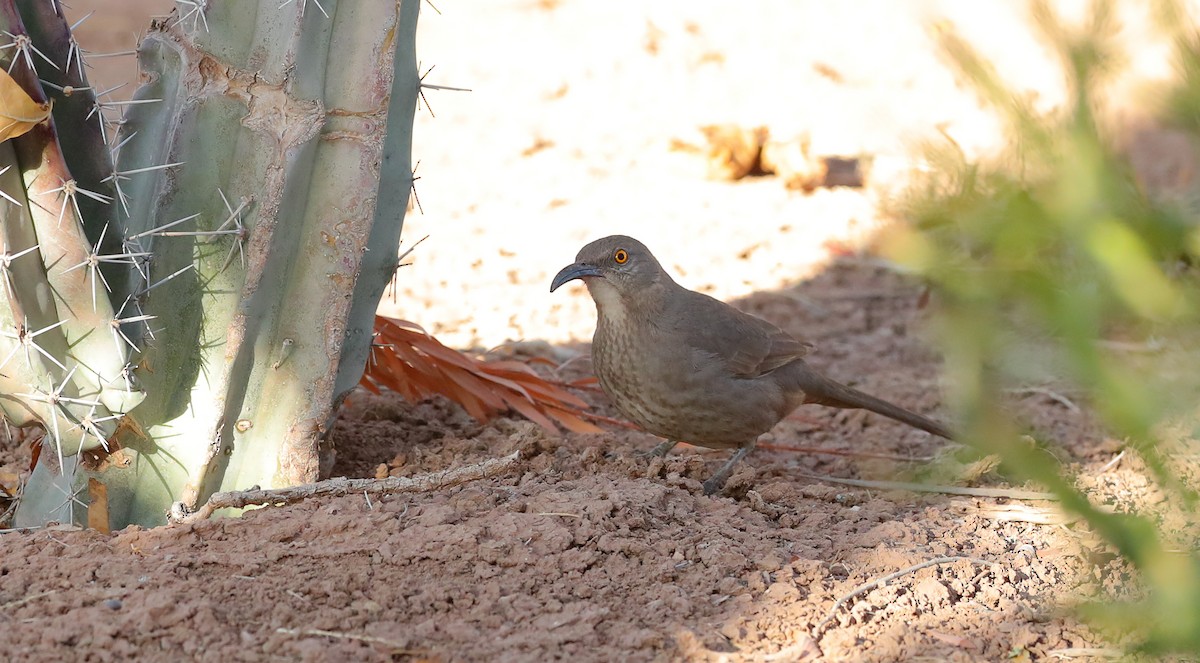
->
[887, 0, 1200, 653]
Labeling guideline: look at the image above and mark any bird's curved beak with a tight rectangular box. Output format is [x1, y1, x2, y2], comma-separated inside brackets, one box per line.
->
[550, 262, 603, 292]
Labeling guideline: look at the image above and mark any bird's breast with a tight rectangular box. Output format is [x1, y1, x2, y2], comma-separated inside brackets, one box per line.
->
[593, 319, 674, 434]
[592, 315, 782, 448]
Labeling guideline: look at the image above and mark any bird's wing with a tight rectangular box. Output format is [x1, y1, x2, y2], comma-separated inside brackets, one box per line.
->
[669, 289, 813, 378]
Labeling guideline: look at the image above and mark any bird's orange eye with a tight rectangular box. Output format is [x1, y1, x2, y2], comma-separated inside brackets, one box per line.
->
[614, 249, 629, 264]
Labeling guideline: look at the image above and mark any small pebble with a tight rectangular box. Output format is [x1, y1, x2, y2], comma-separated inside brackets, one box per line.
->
[104, 599, 122, 610]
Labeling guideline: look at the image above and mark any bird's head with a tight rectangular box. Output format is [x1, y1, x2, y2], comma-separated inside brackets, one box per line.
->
[550, 235, 671, 307]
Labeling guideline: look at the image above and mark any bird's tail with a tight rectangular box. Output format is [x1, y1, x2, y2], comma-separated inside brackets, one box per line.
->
[788, 365, 954, 439]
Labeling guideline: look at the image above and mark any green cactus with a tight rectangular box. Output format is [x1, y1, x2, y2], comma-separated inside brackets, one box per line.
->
[1, 0, 422, 528]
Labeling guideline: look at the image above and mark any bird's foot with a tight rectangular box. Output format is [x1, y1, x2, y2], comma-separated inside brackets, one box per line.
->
[638, 439, 679, 459]
[701, 476, 725, 496]
[701, 443, 756, 496]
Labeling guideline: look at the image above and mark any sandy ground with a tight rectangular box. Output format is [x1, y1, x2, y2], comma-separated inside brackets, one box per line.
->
[0, 0, 1191, 660]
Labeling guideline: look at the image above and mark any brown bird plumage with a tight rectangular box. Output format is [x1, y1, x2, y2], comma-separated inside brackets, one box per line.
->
[551, 235, 952, 495]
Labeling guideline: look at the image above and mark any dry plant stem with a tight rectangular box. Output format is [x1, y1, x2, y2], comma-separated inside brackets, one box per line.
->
[796, 471, 1057, 500]
[1099, 449, 1126, 473]
[813, 556, 994, 637]
[1095, 339, 1164, 354]
[1004, 386, 1080, 413]
[275, 627, 423, 653]
[171, 451, 521, 524]
[1046, 647, 1122, 659]
[969, 502, 1074, 524]
[763, 442, 933, 463]
[0, 495, 16, 527]
[0, 589, 56, 611]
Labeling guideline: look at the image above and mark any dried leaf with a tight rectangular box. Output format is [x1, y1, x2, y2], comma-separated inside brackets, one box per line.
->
[480, 359, 540, 374]
[499, 391, 559, 432]
[28, 436, 42, 472]
[0, 67, 50, 141]
[577, 410, 639, 430]
[359, 379, 382, 395]
[488, 367, 592, 409]
[440, 377, 490, 421]
[80, 447, 132, 473]
[441, 365, 508, 411]
[0, 470, 18, 497]
[541, 404, 604, 434]
[959, 453, 1001, 482]
[87, 478, 110, 534]
[362, 315, 611, 434]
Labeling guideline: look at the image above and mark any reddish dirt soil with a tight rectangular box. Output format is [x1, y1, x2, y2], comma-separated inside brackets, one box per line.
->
[1, 262, 1134, 661]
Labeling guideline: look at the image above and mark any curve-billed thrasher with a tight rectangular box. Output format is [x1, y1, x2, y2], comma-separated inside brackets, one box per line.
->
[551, 235, 952, 495]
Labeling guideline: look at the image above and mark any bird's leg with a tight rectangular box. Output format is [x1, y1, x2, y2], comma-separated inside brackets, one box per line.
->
[640, 439, 679, 458]
[702, 441, 757, 496]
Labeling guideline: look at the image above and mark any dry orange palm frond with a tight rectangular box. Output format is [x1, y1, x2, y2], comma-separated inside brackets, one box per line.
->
[361, 316, 604, 434]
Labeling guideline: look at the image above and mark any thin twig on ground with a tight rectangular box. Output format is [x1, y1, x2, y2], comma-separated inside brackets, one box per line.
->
[0, 589, 57, 611]
[813, 556, 994, 637]
[1098, 449, 1126, 474]
[1004, 386, 1081, 413]
[170, 450, 522, 524]
[796, 471, 1057, 501]
[712, 634, 822, 662]
[551, 353, 591, 379]
[764, 442, 934, 463]
[1095, 338, 1164, 354]
[0, 498, 16, 529]
[964, 501, 1076, 525]
[1047, 647, 1123, 659]
[275, 627, 424, 653]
